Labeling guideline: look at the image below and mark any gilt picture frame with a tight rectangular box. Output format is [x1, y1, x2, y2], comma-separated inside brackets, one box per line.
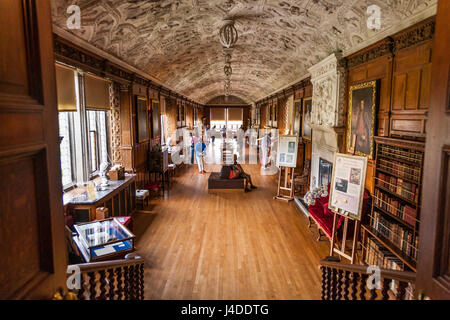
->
[346, 81, 378, 159]
[292, 99, 302, 137]
[151, 99, 161, 138]
[136, 96, 149, 143]
[302, 97, 312, 141]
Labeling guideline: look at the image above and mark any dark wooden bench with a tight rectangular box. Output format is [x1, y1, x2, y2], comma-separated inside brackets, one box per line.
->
[208, 172, 245, 193]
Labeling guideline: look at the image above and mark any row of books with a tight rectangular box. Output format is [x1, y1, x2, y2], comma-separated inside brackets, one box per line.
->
[364, 236, 415, 300]
[373, 189, 418, 228]
[378, 145, 422, 165]
[378, 159, 420, 183]
[365, 236, 405, 271]
[369, 211, 419, 260]
[376, 172, 418, 203]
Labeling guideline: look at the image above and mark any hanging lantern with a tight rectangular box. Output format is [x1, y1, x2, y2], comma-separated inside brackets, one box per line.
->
[225, 0, 235, 11]
[224, 63, 232, 77]
[224, 79, 231, 96]
[225, 53, 232, 64]
[219, 20, 238, 49]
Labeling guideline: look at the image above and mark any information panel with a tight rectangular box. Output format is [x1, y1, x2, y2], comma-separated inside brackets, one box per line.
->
[329, 153, 368, 220]
[276, 135, 298, 168]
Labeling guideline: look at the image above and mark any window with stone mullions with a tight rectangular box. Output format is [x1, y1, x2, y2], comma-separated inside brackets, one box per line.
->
[87, 110, 109, 176]
[58, 112, 76, 189]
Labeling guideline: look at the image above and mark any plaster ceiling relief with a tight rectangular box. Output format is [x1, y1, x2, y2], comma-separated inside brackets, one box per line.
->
[51, 0, 436, 104]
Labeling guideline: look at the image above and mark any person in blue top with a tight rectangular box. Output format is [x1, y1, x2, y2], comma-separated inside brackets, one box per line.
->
[189, 132, 195, 165]
[195, 137, 207, 174]
[221, 125, 227, 140]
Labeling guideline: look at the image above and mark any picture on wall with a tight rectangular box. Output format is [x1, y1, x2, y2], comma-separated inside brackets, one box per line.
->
[136, 96, 149, 143]
[347, 80, 378, 159]
[293, 100, 302, 137]
[302, 98, 312, 141]
[151, 100, 161, 138]
[269, 104, 273, 121]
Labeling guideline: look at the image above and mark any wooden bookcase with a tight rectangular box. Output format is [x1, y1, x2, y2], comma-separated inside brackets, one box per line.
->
[361, 137, 425, 273]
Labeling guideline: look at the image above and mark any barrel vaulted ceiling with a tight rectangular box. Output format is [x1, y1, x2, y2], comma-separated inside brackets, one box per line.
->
[51, 0, 436, 104]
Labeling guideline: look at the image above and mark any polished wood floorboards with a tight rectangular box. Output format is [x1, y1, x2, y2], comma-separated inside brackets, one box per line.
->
[134, 162, 330, 300]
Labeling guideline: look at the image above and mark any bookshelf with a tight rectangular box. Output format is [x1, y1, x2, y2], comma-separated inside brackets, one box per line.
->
[361, 137, 425, 273]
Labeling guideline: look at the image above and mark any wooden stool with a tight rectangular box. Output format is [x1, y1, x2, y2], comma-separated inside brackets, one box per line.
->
[143, 182, 160, 198]
[136, 189, 149, 209]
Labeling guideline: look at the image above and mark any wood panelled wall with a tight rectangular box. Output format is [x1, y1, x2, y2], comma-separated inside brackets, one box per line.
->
[254, 79, 312, 172]
[164, 96, 177, 144]
[294, 83, 313, 171]
[346, 17, 435, 193]
[277, 96, 289, 133]
[259, 103, 268, 128]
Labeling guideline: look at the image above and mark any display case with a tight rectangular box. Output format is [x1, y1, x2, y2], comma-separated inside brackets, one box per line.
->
[73, 218, 135, 262]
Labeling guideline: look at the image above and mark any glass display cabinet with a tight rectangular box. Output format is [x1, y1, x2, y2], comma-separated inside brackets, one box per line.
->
[73, 218, 135, 262]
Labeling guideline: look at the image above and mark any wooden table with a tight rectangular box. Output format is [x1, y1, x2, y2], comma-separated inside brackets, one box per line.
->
[66, 174, 136, 223]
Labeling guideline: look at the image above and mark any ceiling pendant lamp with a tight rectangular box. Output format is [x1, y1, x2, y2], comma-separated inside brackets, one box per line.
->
[224, 63, 232, 78]
[219, 20, 238, 49]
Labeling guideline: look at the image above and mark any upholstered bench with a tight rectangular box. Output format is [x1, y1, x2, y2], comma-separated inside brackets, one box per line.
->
[208, 172, 245, 193]
[307, 183, 370, 242]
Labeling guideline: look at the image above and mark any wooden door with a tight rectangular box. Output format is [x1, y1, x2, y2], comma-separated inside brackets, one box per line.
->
[416, 0, 450, 300]
[0, 0, 67, 299]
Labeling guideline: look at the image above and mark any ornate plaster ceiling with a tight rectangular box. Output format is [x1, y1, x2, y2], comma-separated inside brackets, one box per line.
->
[51, 0, 436, 104]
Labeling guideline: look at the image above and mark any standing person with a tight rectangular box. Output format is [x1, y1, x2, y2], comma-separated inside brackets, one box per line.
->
[211, 125, 216, 144]
[195, 138, 207, 174]
[236, 126, 245, 161]
[257, 130, 271, 169]
[189, 132, 197, 165]
[221, 125, 227, 140]
[204, 124, 210, 145]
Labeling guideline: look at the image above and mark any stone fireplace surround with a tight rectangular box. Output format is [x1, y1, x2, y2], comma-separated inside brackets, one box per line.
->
[310, 124, 345, 189]
[308, 53, 347, 190]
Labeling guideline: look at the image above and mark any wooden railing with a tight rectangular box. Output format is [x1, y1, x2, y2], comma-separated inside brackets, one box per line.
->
[319, 257, 416, 300]
[68, 253, 145, 300]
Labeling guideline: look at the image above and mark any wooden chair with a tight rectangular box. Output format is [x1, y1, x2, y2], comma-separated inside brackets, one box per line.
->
[294, 159, 311, 197]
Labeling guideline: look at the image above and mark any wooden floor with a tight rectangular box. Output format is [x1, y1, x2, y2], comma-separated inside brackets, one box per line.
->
[133, 162, 330, 300]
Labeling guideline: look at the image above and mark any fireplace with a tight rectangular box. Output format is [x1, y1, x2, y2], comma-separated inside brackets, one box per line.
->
[307, 53, 346, 190]
[319, 158, 333, 188]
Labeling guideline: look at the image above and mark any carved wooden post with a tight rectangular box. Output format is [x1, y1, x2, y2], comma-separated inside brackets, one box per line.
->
[343, 271, 350, 300]
[116, 267, 124, 300]
[124, 266, 130, 300]
[351, 272, 358, 300]
[320, 266, 326, 300]
[107, 268, 115, 300]
[139, 263, 145, 300]
[325, 267, 331, 300]
[359, 274, 368, 300]
[369, 287, 377, 300]
[77, 273, 85, 300]
[99, 270, 107, 300]
[381, 278, 391, 300]
[330, 268, 338, 300]
[396, 281, 407, 300]
[88, 272, 96, 300]
[336, 269, 343, 300]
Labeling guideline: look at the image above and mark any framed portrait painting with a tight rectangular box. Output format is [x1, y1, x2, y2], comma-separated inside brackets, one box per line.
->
[136, 96, 149, 143]
[302, 98, 312, 141]
[292, 99, 302, 137]
[346, 81, 378, 159]
[151, 99, 161, 138]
